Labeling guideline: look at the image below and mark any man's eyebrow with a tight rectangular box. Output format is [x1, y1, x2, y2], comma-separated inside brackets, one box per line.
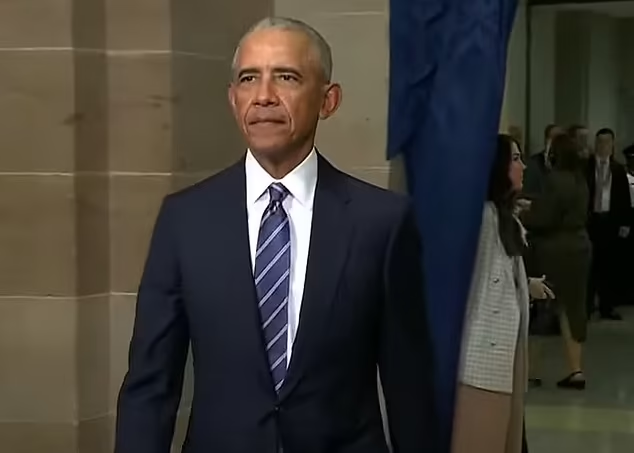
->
[236, 67, 304, 79]
[271, 67, 303, 77]
[236, 68, 260, 79]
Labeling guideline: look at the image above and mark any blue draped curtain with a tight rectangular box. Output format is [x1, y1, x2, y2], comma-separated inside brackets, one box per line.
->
[388, 0, 519, 449]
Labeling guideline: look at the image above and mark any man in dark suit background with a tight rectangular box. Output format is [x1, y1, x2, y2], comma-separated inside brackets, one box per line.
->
[586, 128, 631, 320]
[623, 144, 634, 305]
[570, 124, 591, 161]
[523, 124, 563, 199]
[114, 16, 437, 453]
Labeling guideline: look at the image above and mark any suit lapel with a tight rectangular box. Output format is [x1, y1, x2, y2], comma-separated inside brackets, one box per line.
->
[216, 160, 276, 393]
[280, 155, 353, 399]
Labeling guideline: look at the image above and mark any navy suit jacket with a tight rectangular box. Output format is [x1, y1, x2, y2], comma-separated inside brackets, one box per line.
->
[115, 154, 437, 453]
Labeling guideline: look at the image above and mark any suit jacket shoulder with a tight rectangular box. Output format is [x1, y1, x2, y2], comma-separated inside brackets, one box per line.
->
[318, 156, 414, 229]
[330, 163, 410, 204]
[166, 160, 243, 205]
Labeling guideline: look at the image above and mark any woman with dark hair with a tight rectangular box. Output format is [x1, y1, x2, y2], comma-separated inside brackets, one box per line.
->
[452, 135, 553, 453]
[522, 133, 592, 389]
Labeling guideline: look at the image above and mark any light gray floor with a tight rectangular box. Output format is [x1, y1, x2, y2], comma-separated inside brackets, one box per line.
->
[526, 307, 634, 452]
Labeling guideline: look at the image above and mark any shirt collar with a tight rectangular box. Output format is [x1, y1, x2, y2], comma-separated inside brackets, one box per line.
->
[245, 148, 318, 209]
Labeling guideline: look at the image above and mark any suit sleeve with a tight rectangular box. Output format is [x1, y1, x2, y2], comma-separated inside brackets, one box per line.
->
[615, 166, 632, 227]
[379, 201, 438, 453]
[115, 196, 190, 453]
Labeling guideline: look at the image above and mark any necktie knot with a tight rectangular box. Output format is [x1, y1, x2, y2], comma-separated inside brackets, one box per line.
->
[268, 183, 290, 205]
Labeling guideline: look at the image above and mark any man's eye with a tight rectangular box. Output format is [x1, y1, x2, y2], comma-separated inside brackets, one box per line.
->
[239, 75, 255, 83]
[279, 74, 297, 82]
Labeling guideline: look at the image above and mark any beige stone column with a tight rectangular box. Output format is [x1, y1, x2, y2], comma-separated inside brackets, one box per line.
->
[73, 0, 112, 449]
[0, 1, 78, 451]
[104, 0, 175, 450]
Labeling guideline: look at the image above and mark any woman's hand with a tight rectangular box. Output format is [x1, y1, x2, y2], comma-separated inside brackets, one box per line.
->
[529, 276, 555, 300]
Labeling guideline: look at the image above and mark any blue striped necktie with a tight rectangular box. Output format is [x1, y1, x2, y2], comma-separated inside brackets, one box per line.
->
[254, 183, 291, 393]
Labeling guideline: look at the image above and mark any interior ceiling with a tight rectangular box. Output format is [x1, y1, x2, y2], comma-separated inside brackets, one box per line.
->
[536, 1, 634, 17]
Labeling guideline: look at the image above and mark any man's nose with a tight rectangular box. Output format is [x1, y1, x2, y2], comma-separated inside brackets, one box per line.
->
[254, 78, 278, 106]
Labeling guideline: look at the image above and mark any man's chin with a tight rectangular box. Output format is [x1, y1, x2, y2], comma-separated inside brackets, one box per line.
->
[247, 139, 290, 157]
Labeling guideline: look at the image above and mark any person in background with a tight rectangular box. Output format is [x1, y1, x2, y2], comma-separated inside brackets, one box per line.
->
[522, 134, 592, 390]
[622, 144, 634, 305]
[586, 128, 631, 320]
[568, 124, 591, 160]
[521, 124, 564, 389]
[452, 134, 553, 453]
[625, 144, 634, 197]
[523, 124, 564, 199]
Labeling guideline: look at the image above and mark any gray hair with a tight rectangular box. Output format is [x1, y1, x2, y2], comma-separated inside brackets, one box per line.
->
[231, 17, 333, 82]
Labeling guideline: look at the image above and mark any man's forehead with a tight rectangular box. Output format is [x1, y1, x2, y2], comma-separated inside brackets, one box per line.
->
[235, 29, 316, 66]
[242, 29, 310, 52]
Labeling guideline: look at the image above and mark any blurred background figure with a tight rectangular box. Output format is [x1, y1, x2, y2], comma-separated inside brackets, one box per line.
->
[568, 125, 591, 160]
[623, 144, 634, 306]
[522, 134, 591, 390]
[586, 128, 631, 321]
[524, 124, 564, 199]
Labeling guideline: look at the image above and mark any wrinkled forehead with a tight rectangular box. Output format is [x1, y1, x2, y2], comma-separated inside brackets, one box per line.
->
[233, 28, 321, 76]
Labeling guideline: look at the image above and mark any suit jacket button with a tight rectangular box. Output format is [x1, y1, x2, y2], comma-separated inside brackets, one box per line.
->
[490, 341, 497, 346]
[493, 278, 500, 284]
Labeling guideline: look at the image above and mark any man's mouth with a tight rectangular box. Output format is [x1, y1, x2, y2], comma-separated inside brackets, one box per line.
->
[250, 118, 285, 125]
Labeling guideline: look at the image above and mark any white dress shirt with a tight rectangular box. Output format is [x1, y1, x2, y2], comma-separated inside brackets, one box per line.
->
[627, 173, 634, 208]
[245, 149, 317, 365]
[595, 158, 612, 213]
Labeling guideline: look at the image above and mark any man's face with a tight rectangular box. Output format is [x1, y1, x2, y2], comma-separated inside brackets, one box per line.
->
[575, 128, 589, 148]
[548, 126, 564, 143]
[545, 126, 564, 152]
[228, 28, 341, 160]
[595, 133, 614, 159]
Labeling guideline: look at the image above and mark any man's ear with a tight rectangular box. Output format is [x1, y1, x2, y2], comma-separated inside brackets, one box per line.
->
[228, 83, 237, 110]
[319, 83, 342, 120]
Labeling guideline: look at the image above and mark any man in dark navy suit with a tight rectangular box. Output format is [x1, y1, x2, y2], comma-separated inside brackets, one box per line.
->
[586, 128, 631, 320]
[115, 16, 437, 453]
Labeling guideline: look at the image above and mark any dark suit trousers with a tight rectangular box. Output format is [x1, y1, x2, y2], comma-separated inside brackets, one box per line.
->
[587, 213, 621, 315]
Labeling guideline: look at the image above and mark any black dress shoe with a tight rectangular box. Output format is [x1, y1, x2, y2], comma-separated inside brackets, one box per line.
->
[557, 372, 586, 390]
[528, 378, 542, 388]
[600, 311, 623, 321]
